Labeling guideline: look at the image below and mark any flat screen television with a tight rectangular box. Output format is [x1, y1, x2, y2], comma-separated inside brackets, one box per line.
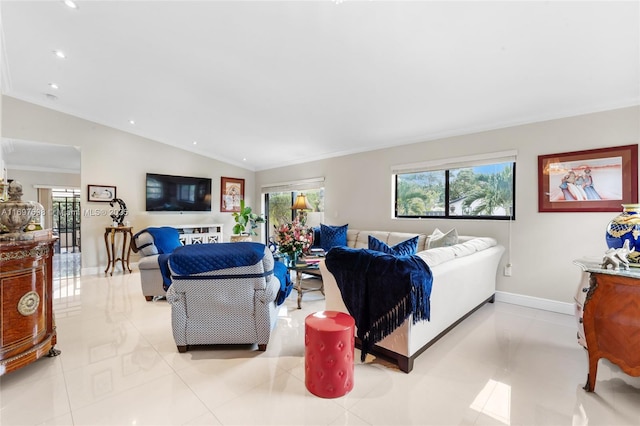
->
[145, 173, 212, 212]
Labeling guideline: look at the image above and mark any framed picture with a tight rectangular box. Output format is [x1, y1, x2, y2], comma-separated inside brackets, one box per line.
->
[88, 184, 116, 202]
[538, 144, 638, 212]
[220, 177, 244, 212]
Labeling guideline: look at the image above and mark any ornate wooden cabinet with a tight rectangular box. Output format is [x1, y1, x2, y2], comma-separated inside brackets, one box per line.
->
[0, 234, 60, 375]
[574, 260, 640, 392]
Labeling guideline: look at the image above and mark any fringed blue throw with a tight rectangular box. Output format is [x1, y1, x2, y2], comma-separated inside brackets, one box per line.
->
[325, 246, 433, 362]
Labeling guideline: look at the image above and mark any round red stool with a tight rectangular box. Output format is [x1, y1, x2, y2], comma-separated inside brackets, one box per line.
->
[305, 310, 355, 398]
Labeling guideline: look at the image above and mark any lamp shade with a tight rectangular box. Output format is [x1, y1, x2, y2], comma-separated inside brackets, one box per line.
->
[291, 194, 312, 210]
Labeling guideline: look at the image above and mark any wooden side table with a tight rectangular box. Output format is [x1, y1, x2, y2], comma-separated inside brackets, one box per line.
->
[104, 226, 133, 275]
[0, 233, 61, 376]
[574, 259, 640, 391]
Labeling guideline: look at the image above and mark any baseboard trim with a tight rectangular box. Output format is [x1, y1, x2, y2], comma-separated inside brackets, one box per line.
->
[495, 291, 573, 315]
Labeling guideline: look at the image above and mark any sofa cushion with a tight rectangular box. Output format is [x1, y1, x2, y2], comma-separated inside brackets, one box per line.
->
[368, 235, 419, 256]
[138, 254, 161, 270]
[417, 246, 457, 267]
[320, 224, 348, 251]
[387, 232, 427, 252]
[427, 228, 458, 249]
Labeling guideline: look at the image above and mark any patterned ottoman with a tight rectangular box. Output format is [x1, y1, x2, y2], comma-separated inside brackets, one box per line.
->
[304, 310, 355, 398]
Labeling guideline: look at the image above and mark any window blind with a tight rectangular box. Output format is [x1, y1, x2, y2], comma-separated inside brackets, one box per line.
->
[391, 150, 518, 174]
[261, 177, 325, 193]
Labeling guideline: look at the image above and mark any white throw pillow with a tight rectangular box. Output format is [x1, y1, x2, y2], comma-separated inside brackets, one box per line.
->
[427, 228, 459, 249]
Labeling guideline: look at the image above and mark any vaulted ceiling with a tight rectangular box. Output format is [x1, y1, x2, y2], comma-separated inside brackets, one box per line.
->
[2, 1, 639, 172]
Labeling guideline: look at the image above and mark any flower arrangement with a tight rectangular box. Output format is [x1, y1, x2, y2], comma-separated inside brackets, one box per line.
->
[273, 219, 313, 258]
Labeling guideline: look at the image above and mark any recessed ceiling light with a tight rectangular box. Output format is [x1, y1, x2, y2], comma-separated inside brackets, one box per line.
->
[63, 0, 79, 9]
[193, 141, 197, 145]
[49, 83, 59, 90]
[243, 158, 247, 161]
[129, 120, 135, 125]
[53, 50, 66, 59]
[45, 93, 58, 101]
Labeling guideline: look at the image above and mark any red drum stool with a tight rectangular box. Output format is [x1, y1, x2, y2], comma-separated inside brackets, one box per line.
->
[305, 311, 355, 398]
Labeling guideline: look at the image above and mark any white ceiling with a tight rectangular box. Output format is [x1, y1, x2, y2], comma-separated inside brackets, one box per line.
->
[2, 1, 639, 172]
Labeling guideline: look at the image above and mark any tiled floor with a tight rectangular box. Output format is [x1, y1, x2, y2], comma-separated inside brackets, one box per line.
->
[1, 259, 639, 425]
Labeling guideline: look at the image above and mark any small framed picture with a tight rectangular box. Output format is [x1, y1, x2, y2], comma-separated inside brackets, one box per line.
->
[88, 184, 116, 202]
[538, 144, 638, 212]
[220, 177, 244, 212]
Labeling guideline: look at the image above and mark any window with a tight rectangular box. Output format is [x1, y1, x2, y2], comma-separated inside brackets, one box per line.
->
[262, 178, 325, 241]
[265, 188, 324, 236]
[394, 155, 515, 220]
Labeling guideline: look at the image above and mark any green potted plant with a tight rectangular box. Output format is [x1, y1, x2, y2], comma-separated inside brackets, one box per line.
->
[231, 199, 265, 242]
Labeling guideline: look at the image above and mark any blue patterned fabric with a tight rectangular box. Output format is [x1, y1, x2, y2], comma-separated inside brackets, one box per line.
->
[274, 261, 293, 305]
[135, 227, 182, 254]
[325, 246, 432, 361]
[169, 242, 266, 276]
[320, 224, 348, 251]
[368, 235, 419, 256]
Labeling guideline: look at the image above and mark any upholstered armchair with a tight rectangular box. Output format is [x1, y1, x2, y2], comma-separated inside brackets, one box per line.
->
[132, 227, 182, 301]
[165, 242, 283, 352]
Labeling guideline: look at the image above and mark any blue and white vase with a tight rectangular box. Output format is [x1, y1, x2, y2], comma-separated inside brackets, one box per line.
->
[605, 204, 640, 264]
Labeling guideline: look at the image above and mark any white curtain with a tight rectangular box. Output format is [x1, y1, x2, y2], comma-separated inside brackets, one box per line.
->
[37, 188, 52, 229]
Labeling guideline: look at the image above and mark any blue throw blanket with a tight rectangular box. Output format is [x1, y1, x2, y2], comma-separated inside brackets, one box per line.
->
[325, 247, 433, 361]
[133, 227, 183, 290]
[134, 227, 182, 254]
[274, 261, 293, 305]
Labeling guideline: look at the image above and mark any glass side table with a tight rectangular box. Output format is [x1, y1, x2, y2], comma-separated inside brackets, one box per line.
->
[287, 261, 324, 309]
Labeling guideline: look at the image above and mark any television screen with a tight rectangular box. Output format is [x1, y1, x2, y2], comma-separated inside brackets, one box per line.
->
[146, 173, 212, 212]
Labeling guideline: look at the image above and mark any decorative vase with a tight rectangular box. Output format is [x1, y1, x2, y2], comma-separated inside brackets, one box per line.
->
[0, 181, 44, 241]
[285, 251, 301, 267]
[605, 204, 640, 264]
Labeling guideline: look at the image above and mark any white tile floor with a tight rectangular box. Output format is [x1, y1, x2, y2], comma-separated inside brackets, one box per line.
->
[1, 261, 639, 425]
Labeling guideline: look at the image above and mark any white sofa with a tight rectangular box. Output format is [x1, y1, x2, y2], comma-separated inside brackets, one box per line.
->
[320, 229, 505, 373]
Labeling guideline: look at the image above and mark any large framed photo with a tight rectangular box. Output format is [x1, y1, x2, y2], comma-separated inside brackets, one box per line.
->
[220, 177, 244, 212]
[538, 144, 638, 212]
[88, 184, 116, 202]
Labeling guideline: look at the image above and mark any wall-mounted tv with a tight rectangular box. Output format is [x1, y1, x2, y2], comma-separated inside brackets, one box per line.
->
[146, 173, 212, 212]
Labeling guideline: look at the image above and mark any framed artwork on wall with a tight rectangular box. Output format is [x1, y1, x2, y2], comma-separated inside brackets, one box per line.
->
[220, 177, 244, 212]
[87, 184, 116, 202]
[538, 144, 638, 212]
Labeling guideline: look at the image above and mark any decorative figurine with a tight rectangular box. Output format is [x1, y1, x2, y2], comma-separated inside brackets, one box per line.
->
[109, 198, 128, 226]
[602, 240, 632, 270]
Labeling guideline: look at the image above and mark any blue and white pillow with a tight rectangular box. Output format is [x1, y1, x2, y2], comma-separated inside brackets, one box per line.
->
[368, 235, 419, 256]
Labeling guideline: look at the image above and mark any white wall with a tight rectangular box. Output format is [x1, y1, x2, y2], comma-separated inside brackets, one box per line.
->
[3, 94, 639, 304]
[256, 106, 640, 305]
[5, 169, 80, 202]
[2, 96, 257, 272]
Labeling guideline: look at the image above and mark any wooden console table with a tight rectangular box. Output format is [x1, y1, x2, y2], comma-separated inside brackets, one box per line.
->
[574, 260, 640, 392]
[104, 226, 133, 275]
[0, 233, 60, 375]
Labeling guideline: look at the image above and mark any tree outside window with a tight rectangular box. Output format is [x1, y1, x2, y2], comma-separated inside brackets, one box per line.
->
[395, 162, 515, 220]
